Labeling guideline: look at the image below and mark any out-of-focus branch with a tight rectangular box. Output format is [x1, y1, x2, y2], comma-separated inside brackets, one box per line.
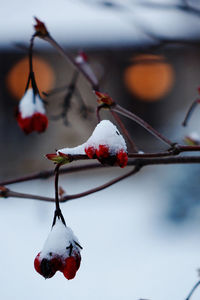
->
[0, 166, 141, 203]
[182, 98, 200, 126]
[3, 144, 200, 186]
[44, 35, 99, 91]
[110, 109, 138, 153]
[112, 104, 174, 147]
[2, 155, 200, 202]
[185, 280, 200, 300]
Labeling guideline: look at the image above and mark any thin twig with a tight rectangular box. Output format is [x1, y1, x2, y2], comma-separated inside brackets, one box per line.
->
[182, 99, 200, 126]
[3, 145, 200, 186]
[2, 155, 200, 202]
[185, 280, 200, 300]
[110, 109, 138, 153]
[44, 35, 99, 90]
[52, 164, 66, 226]
[113, 104, 174, 147]
[1, 166, 141, 203]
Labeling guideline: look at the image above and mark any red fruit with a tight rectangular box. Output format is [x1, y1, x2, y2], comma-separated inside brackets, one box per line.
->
[63, 257, 79, 280]
[34, 253, 63, 279]
[96, 144, 109, 158]
[33, 113, 48, 133]
[116, 150, 128, 168]
[17, 112, 48, 134]
[85, 146, 96, 158]
[34, 252, 42, 275]
[74, 252, 81, 271]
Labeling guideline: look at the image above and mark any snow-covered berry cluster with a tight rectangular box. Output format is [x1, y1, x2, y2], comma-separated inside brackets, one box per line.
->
[47, 120, 128, 168]
[17, 88, 48, 134]
[34, 218, 82, 280]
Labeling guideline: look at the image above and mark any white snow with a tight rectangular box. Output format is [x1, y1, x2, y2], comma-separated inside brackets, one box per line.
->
[58, 120, 127, 156]
[75, 54, 99, 87]
[58, 144, 86, 156]
[86, 120, 127, 154]
[19, 88, 46, 118]
[40, 218, 81, 260]
[186, 132, 200, 142]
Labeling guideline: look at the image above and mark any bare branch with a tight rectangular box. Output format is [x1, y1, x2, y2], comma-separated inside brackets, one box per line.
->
[110, 109, 138, 153]
[185, 280, 200, 300]
[2, 155, 200, 203]
[112, 104, 174, 147]
[1, 166, 141, 203]
[182, 99, 200, 126]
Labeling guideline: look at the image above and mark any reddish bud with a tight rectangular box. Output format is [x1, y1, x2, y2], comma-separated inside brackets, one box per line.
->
[46, 153, 71, 164]
[34, 253, 42, 275]
[34, 253, 63, 279]
[94, 91, 115, 106]
[96, 144, 109, 158]
[116, 150, 128, 168]
[85, 146, 96, 158]
[63, 257, 78, 280]
[76, 51, 88, 63]
[34, 17, 49, 37]
[0, 186, 9, 198]
[17, 112, 48, 134]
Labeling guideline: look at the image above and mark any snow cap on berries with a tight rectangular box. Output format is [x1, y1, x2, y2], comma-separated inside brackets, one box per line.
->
[34, 218, 82, 280]
[86, 120, 127, 154]
[50, 120, 128, 168]
[17, 88, 48, 134]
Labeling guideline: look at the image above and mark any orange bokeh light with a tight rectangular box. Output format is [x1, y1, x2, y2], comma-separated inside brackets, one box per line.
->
[124, 54, 174, 102]
[6, 56, 55, 100]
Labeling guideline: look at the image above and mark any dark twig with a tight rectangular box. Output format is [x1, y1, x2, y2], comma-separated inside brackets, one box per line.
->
[110, 109, 138, 153]
[182, 99, 200, 126]
[3, 144, 200, 186]
[2, 155, 200, 202]
[44, 35, 99, 91]
[0, 165, 141, 203]
[185, 280, 200, 300]
[113, 104, 174, 147]
[52, 164, 66, 226]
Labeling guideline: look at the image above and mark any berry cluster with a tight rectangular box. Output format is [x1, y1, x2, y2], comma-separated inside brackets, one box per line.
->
[47, 120, 128, 168]
[16, 88, 48, 134]
[34, 217, 82, 280]
[85, 144, 128, 167]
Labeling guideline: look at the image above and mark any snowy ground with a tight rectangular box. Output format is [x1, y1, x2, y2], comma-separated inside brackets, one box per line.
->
[0, 165, 200, 300]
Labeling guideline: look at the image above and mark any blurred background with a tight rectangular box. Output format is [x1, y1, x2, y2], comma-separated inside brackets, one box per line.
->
[1, 0, 200, 299]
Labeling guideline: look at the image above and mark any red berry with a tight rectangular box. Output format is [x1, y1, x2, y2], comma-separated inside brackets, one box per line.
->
[33, 113, 48, 133]
[116, 150, 128, 168]
[96, 144, 109, 158]
[34, 252, 42, 275]
[63, 257, 78, 280]
[74, 252, 81, 271]
[85, 146, 96, 158]
[16, 112, 48, 134]
[34, 253, 63, 279]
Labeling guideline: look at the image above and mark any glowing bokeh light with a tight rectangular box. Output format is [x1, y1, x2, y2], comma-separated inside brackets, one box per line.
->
[124, 54, 174, 102]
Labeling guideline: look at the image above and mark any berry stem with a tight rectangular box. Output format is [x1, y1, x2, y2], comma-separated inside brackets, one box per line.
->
[53, 164, 66, 226]
[185, 280, 200, 300]
[113, 104, 174, 147]
[182, 99, 200, 126]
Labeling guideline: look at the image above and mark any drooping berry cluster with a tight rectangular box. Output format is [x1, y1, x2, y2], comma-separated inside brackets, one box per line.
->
[16, 88, 48, 134]
[34, 217, 82, 280]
